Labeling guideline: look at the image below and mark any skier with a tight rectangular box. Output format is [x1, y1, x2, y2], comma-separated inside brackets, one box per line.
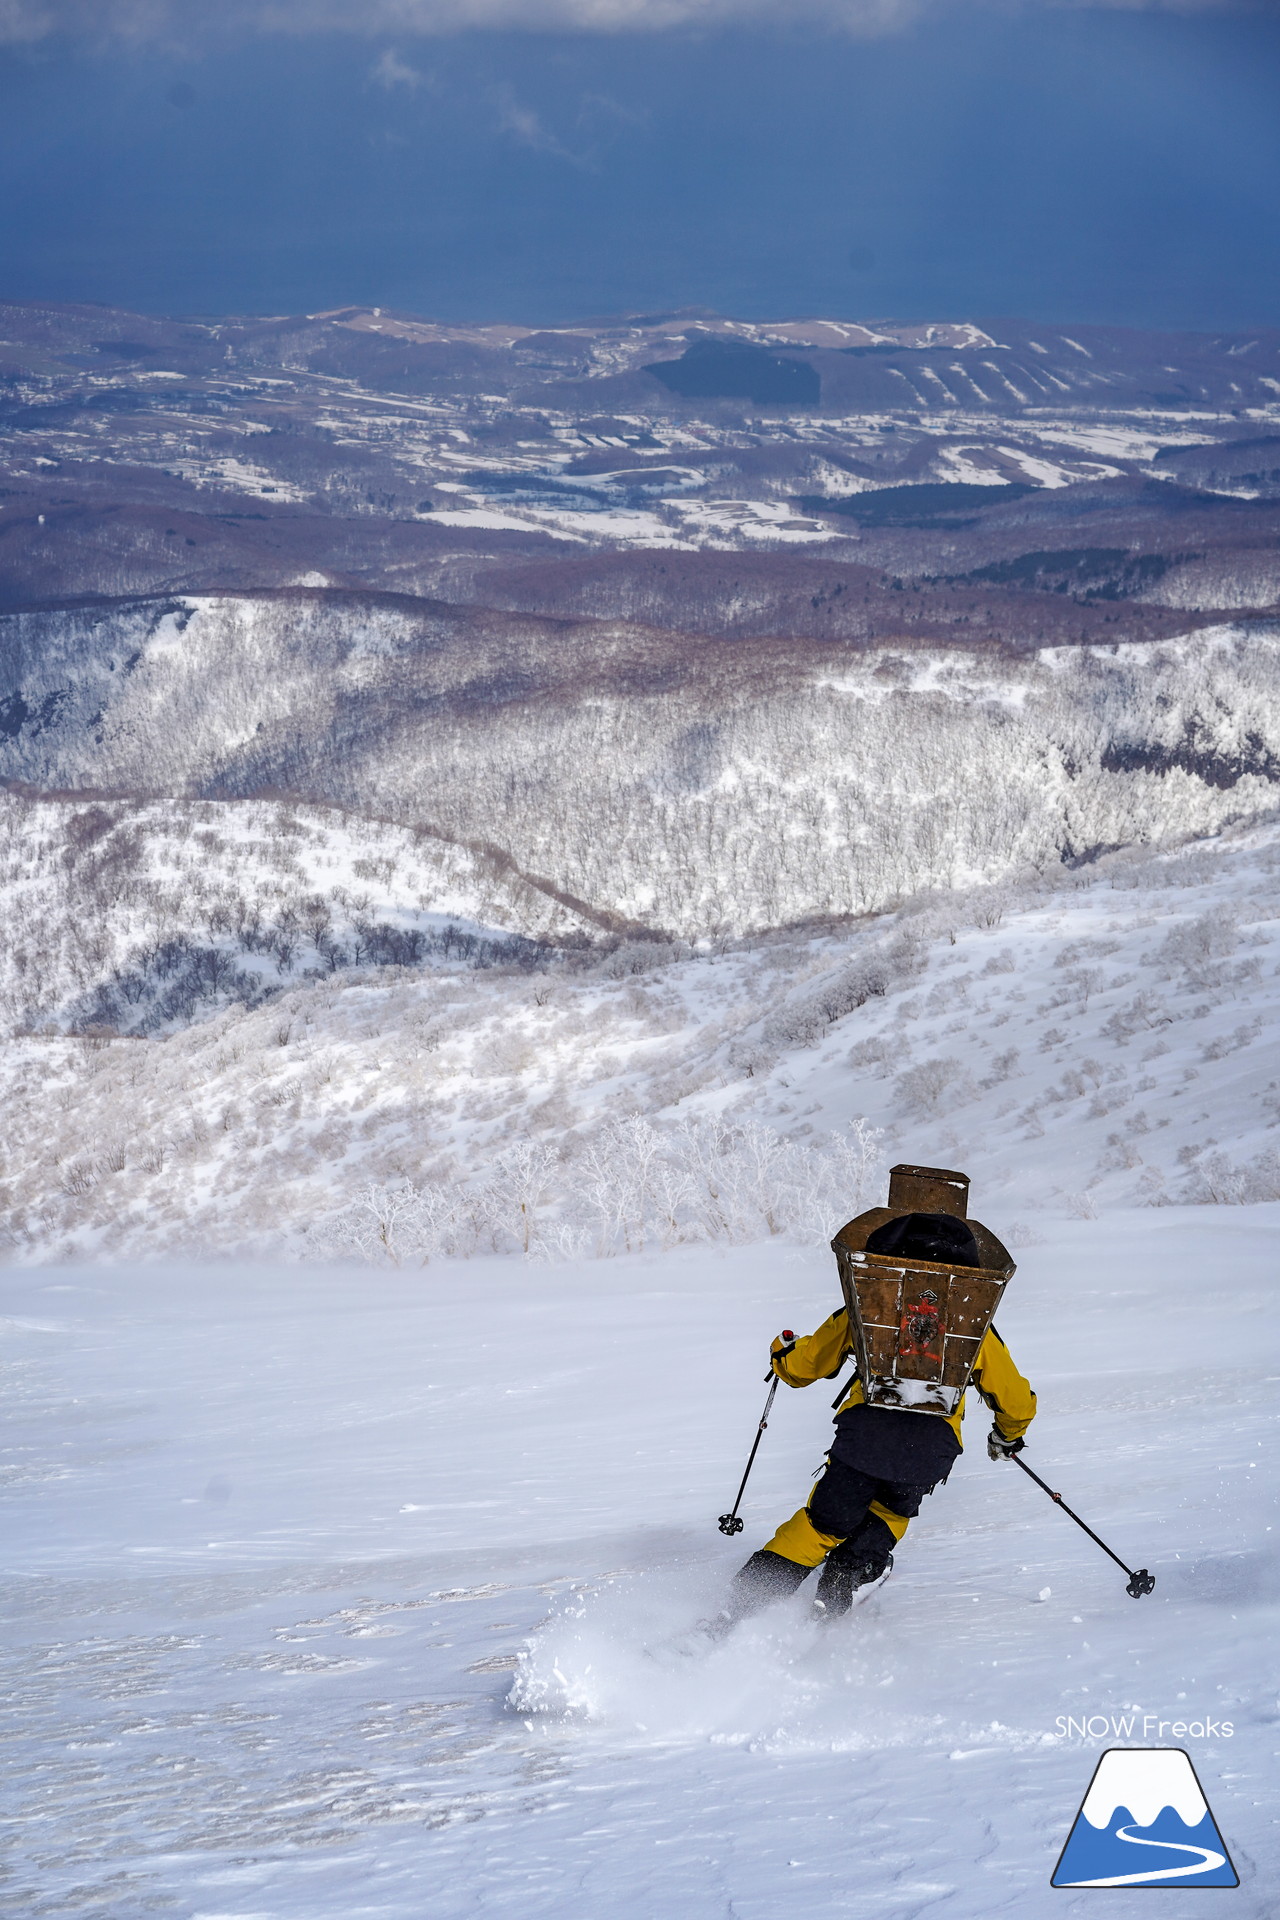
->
[720, 1208, 1037, 1624]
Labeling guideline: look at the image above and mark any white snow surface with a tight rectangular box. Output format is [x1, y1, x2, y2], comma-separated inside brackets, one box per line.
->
[2, 1210, 1275, 1915]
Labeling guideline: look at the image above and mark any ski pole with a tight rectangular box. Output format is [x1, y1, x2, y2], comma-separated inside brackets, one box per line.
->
[1011, 1452, 1155, 1599]
[717, 1332, 794, 1536]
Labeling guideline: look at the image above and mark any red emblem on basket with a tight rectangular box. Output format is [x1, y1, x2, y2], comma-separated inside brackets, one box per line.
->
[898, 1288, 944, 1366]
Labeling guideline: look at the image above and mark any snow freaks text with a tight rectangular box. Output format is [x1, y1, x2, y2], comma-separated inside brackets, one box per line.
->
[1055, 1715, 1235, 1741]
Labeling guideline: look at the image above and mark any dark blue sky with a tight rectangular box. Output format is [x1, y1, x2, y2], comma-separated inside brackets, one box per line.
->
[2, 10, 1278, 327]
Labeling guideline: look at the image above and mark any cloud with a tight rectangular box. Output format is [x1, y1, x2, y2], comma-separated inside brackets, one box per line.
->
[494, 88, 565, 150]
[491, 82, 589, 162]
[0, 0, 1260, 48]
[370, 45, 422, 86]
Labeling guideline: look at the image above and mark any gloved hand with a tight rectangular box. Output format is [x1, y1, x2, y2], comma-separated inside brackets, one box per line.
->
[769, 1329, 798, 1378]
[987, 1426, 1026, 1461]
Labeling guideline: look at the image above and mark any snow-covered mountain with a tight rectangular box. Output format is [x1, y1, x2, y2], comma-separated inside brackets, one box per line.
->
[5, 597, 1280, 938]
[4, 301, 1280, 1260]
[4, 809, 1278, 1264]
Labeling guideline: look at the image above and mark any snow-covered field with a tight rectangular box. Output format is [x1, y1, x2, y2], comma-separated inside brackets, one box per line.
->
[2, 1209, 1275, 1916]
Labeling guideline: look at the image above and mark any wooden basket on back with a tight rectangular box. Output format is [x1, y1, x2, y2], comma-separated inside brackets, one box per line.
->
[831, 1163, 1015, 1418]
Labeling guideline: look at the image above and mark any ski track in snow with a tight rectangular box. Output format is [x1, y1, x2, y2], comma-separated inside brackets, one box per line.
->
[1, 1213, 1276, 1916]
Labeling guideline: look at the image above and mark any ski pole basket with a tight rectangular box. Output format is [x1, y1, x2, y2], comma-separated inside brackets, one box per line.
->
[831, 1163, 1016, 1418]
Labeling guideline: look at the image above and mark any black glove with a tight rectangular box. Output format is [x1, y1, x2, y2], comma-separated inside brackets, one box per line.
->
[987, 1427, 1026, 1461]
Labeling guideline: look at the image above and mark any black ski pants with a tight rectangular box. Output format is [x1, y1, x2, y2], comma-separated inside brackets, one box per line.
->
[762, 1454, 941, 1573]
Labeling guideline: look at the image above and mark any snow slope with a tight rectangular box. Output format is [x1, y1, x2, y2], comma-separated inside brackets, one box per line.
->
[1, 1211, 1274, 1916]
[6, 815, 1280, 1263]
[0, 792, 597, 1040]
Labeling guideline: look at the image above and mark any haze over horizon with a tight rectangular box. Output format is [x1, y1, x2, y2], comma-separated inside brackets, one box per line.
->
[2, 3, 1278, 330]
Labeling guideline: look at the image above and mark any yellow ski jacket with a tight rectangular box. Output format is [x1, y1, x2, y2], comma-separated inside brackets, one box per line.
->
[771, 1306, 1036, 1448]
